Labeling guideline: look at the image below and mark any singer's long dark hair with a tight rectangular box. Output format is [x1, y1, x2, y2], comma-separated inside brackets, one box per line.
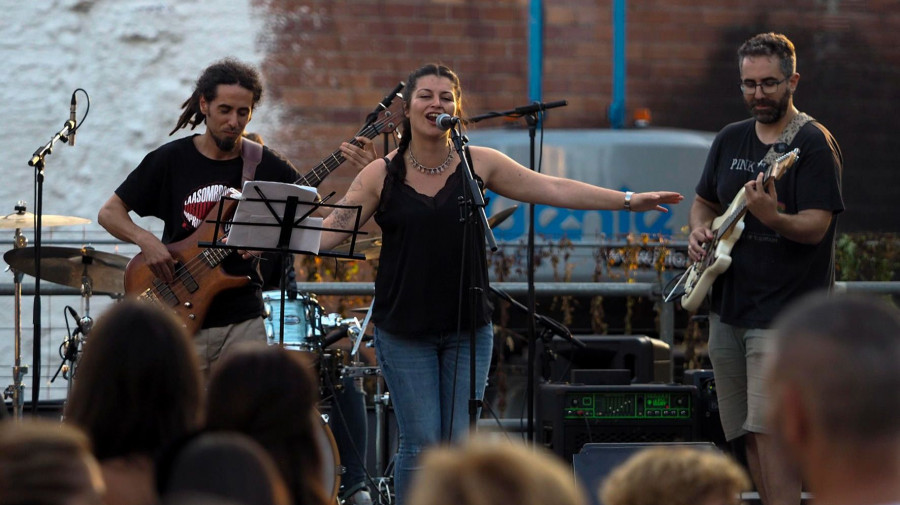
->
[391, 63, 465, 184]
[170, 58, 264, 135]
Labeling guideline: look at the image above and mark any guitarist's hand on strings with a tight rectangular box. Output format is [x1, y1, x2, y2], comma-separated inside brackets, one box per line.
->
[687, 195, 721, 263]
[688, 226, 714, 263]
[139, 237, 177, 284]
[744, 171, 779, 226]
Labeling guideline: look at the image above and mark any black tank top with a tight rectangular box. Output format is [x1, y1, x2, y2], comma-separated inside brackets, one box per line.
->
[372, 155, 493, 335]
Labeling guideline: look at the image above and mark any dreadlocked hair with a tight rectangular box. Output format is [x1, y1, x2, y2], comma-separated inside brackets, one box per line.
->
[169, 58, 264, 136]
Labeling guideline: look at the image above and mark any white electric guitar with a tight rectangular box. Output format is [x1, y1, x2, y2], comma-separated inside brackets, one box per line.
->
[680, 148, 800, 311]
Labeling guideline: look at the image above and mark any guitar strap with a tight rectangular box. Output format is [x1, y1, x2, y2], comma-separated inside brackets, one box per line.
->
[761, 111, 813, 168]
[241, 138, 264, 185]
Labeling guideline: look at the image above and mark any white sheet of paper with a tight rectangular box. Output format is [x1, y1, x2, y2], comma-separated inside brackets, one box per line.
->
[227, 181, 322, 254]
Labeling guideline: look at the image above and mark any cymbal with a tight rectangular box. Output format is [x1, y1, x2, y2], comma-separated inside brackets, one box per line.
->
[0, 212, 90, 229]
[4, 246, 129, 295]
[333, 236, 383, 261]
[350, 306, 372, 314]
[488, 205, 518, 229]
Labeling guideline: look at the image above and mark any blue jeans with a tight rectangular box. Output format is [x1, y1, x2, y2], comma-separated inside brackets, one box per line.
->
[374, 324, 493, 505]
[330, 374, 368, 498]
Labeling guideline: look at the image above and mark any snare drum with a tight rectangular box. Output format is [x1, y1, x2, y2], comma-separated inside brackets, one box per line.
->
[263, 291, 323, 350]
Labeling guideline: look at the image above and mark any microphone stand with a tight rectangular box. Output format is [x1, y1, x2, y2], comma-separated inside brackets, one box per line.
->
[469, 100, 567, 441]
[446, 125, 497, 430]
[25, 115, 76, 415]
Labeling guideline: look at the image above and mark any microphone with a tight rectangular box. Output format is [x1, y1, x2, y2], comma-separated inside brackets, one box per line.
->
[435, 113, 461, 131]
[378, 81, 405, 110]
[68, 92, 77, 146]
[66, 305, 84, 336]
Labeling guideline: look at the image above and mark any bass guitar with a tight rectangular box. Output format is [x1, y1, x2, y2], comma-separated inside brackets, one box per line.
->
[123, 101, 402, 334]
[680, 148, 800, 312]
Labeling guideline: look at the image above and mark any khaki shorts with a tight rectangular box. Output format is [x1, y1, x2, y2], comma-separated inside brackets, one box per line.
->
[707, 313, 772, 441]
[194, 317, 266, 376]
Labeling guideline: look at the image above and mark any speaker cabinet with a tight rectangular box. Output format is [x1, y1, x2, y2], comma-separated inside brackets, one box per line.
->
[573, 442, 719, 505]
[546, 335, 671, 384]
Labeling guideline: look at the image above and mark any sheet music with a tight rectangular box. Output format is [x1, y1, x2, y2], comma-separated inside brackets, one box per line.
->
[227, 181, 322, 254]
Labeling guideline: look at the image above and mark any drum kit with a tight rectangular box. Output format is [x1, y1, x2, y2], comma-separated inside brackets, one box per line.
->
[1, 202, 126, 418]
[263, 288, 394, 503]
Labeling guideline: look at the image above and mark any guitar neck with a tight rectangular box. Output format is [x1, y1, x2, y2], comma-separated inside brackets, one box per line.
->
[293, 125, 380, 188]
[716, 199, 749, 241]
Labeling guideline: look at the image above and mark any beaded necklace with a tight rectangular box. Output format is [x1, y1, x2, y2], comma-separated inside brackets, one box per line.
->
[408, 144, 454, 175]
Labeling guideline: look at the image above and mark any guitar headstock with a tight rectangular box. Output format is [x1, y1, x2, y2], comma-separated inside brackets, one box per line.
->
[770, 148, 800, 180]
[358, 97, 405, 139]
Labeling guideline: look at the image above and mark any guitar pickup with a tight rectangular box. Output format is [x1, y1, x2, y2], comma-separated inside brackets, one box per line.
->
[175, 263, 199, 293]
[151, 278, 180, 307]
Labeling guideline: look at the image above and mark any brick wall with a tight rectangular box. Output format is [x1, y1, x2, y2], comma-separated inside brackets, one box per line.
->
[257, 0, 900, 232]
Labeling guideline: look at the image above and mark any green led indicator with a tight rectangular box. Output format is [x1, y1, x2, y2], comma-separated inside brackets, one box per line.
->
[645, 394, 669, 408]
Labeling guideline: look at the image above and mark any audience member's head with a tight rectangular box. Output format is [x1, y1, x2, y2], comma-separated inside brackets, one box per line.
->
[161, 431, 290, 505]
[407, 435, 587, 505]
[598, 445, 749, 505]
[206, 342, 327, 505]
[64, 300, 203, 460]
[0, 418, 105, 505]
[768, 292, 900, 504]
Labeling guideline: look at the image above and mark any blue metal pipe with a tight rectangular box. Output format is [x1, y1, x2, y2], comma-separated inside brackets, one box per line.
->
[609, 0, 627, 128]
[529, 0, 543, 103]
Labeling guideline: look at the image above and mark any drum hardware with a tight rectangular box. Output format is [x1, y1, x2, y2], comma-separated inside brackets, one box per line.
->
[2, 223, 123, 418]
[1, 203, 96, 419]
[50, 305, 92, 392]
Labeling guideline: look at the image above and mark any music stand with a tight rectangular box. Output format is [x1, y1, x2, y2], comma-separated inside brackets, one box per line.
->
[200, 181, 367, 347]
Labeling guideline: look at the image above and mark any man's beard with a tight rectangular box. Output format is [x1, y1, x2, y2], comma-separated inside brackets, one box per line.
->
[746, 88, 791, 124]
[212, 132, 238, 152]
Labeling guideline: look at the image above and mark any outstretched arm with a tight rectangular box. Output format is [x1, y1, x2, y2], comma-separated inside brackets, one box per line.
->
[472, 146, 683, 212]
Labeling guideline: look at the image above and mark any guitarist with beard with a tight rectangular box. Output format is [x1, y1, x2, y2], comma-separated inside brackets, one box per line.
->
[98, 59, 375, 374]
[687, 33, 844, 505]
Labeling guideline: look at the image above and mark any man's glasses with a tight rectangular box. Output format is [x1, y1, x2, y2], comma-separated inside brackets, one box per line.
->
[740, 77, 788, 95]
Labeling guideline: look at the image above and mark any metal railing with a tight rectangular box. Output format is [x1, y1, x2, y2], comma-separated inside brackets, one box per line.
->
[3, 280, 898, 347]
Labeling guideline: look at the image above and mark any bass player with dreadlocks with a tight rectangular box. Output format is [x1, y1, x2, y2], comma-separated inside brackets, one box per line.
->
[98, 58, 375, 373]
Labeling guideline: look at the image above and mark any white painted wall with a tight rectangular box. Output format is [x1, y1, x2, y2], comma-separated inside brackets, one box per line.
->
[0, 0, 275, 402]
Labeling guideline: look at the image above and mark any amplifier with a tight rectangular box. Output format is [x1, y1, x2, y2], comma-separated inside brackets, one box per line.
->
[539, 383, 698, 462]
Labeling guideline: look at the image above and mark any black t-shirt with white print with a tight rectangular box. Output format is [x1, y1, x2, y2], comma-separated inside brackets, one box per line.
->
[116, 135, 299, 328]
[695, 118, 844, 328]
